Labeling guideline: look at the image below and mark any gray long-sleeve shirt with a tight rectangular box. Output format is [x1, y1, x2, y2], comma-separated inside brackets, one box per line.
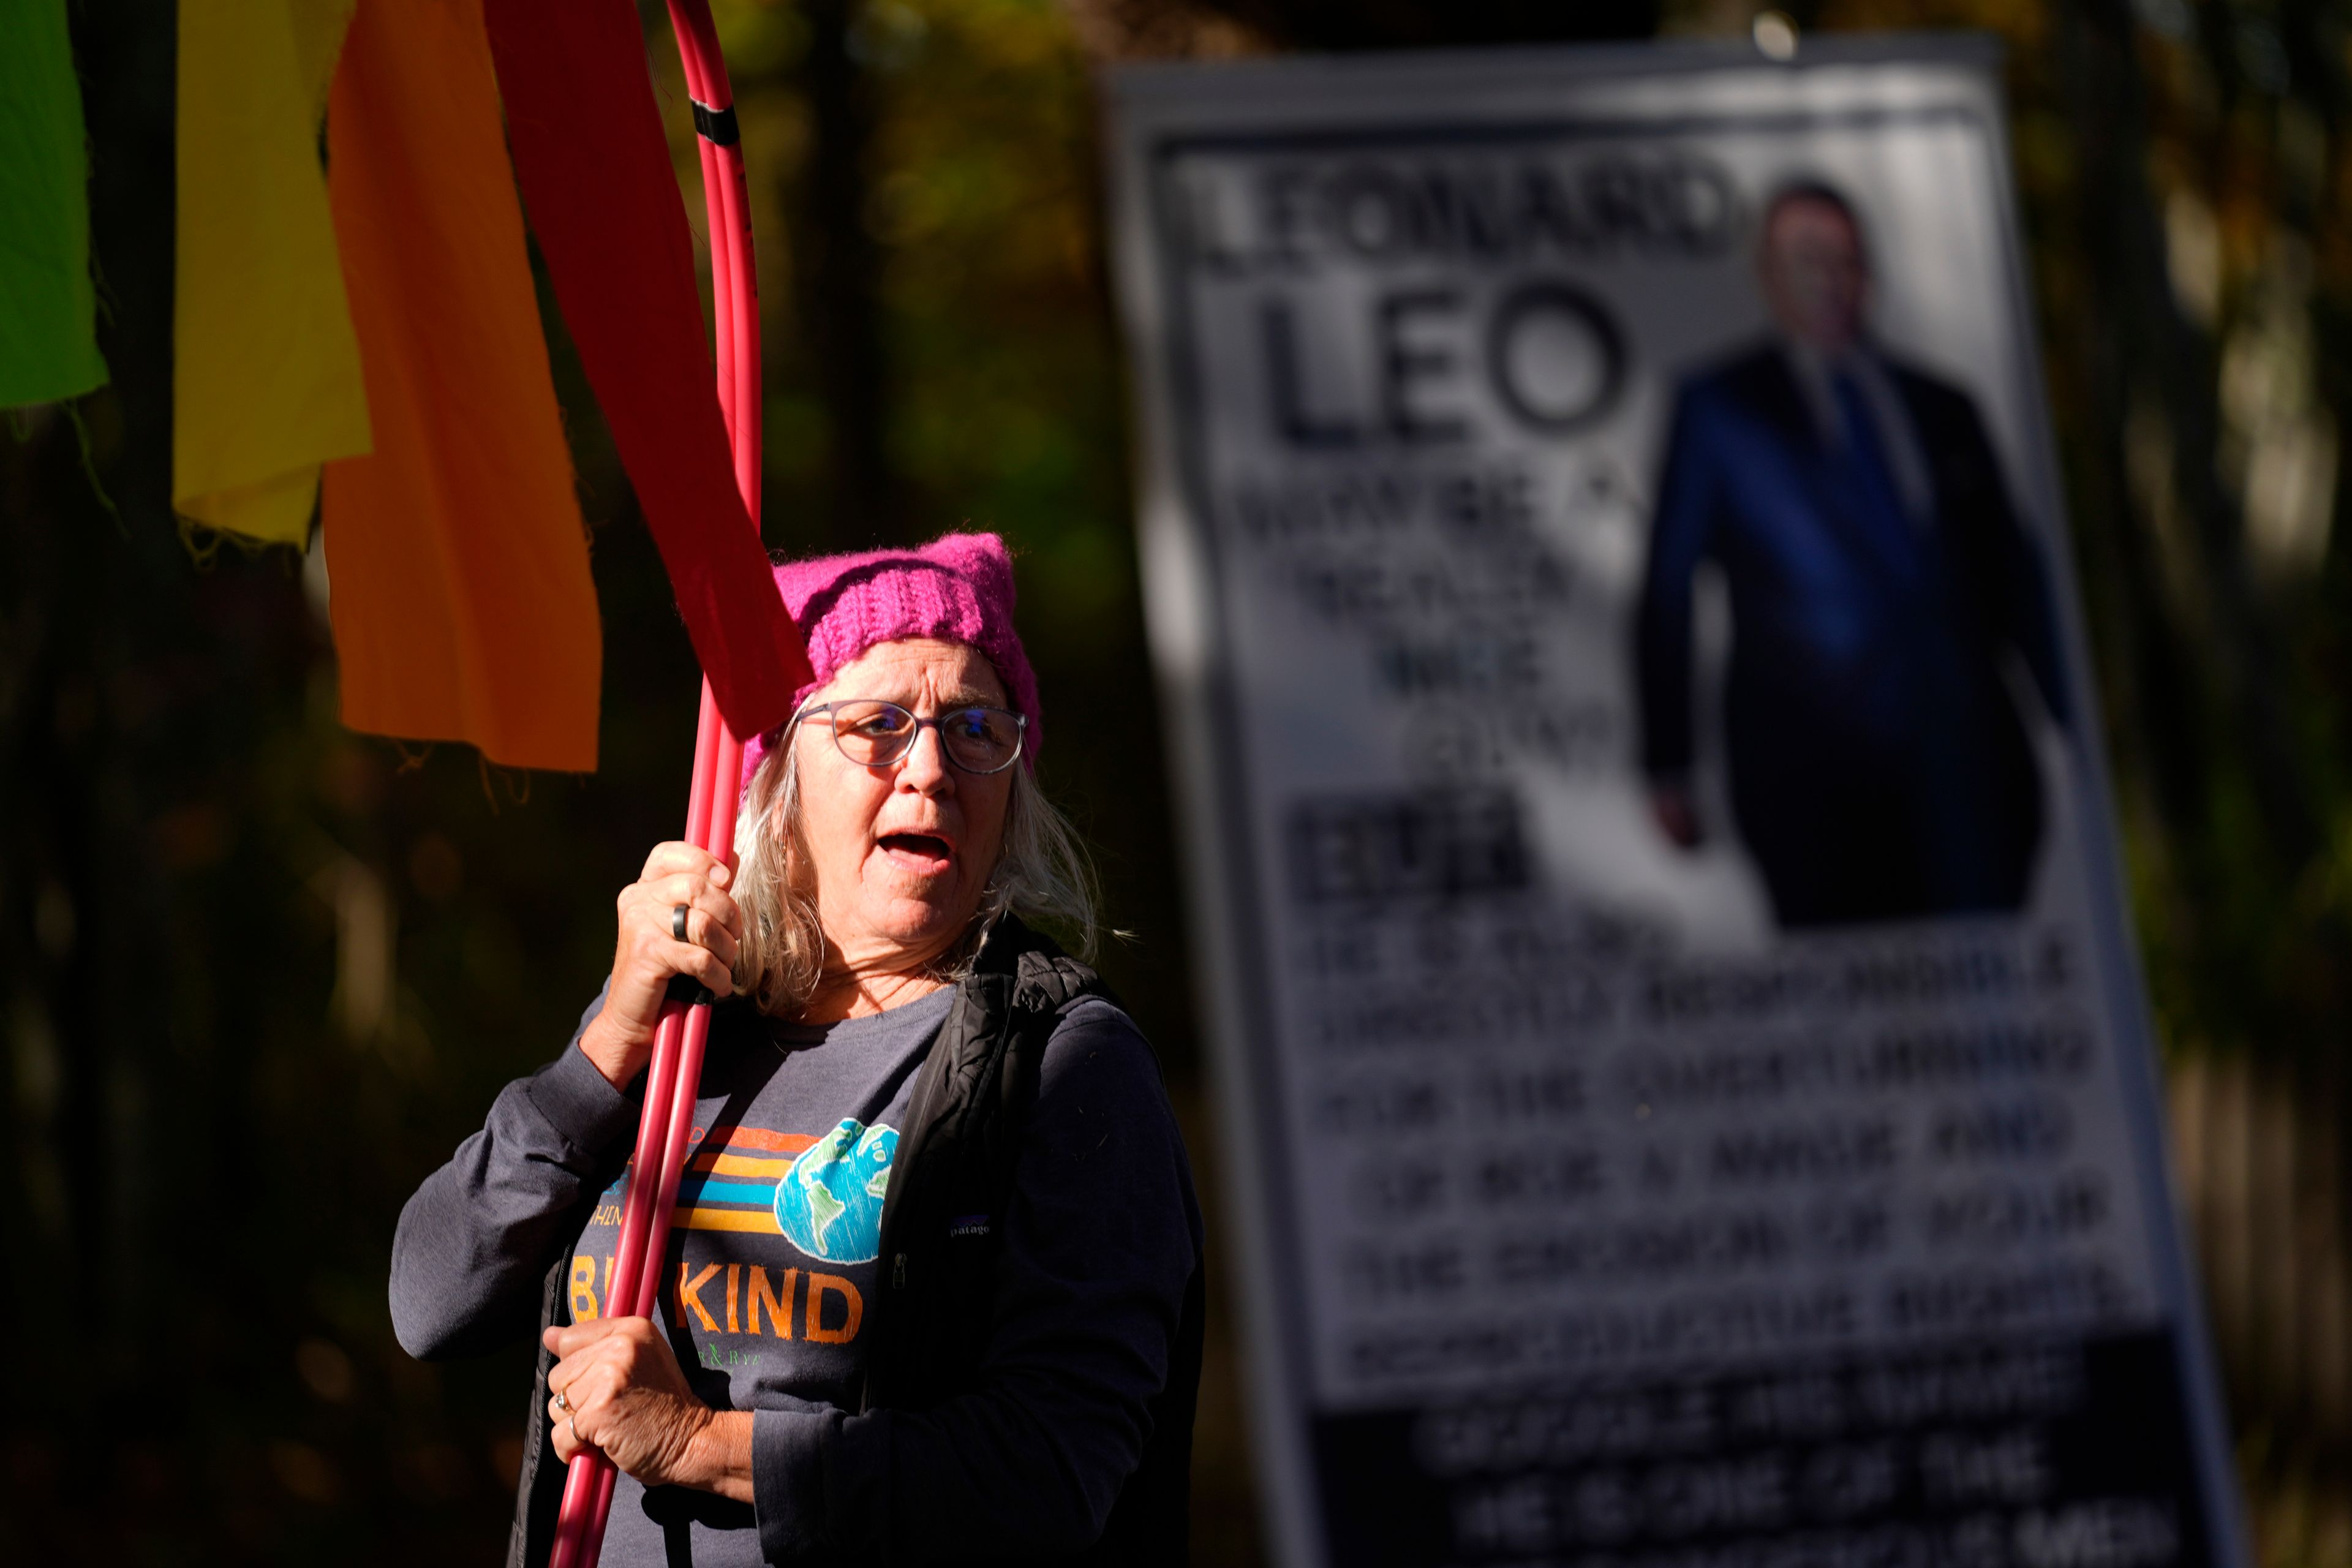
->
[390, 987, 1202, 1564]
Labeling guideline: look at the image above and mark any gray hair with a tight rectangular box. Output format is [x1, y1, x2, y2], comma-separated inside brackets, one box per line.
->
[729, 726, 1099, 1016]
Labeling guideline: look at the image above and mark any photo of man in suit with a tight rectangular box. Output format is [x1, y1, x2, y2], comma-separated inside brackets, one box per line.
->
[1633, 179, 2071, 929]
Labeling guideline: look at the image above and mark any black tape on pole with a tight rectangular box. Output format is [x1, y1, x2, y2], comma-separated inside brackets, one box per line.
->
[691, 99, 740, 146]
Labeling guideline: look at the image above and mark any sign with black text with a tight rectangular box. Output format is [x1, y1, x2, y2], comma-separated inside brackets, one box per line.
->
[1105, 37, 2243, 1568]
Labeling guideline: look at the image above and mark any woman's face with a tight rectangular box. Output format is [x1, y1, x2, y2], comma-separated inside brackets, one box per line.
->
[789, 638, 1017, 976]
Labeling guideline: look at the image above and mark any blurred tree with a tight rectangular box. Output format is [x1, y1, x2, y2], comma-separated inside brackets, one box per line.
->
[1074, 0, 1657, 50]
[793, 0, 908, 546]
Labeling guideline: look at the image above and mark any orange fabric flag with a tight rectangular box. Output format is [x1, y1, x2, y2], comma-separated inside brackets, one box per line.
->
[320, 0, 600, 771]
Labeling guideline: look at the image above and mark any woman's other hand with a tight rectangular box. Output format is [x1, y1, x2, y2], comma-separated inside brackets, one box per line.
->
[543, 1318, 753, 1501]
[581, 843, 745, 1087]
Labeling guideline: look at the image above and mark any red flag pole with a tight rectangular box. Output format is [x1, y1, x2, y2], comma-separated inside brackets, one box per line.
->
[549, 7, 763, 1566]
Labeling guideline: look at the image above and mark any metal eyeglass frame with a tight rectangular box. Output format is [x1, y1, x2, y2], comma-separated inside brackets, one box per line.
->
[791, 698, 1028, 775]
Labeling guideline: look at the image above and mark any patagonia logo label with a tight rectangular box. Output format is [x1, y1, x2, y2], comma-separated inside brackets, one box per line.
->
[948, 1213, 991, 1239]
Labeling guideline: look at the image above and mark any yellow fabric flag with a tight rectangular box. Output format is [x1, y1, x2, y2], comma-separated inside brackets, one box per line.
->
[174, 0, 370, 546]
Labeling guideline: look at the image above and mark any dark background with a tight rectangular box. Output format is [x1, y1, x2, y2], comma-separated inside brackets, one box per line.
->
[7, 0, 2352, 1562]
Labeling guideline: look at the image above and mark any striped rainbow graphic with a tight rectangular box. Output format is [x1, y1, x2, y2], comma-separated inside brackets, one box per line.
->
[595, 1125, 818, 1236]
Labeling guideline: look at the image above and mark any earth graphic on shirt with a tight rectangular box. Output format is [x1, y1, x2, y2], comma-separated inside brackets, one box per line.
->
[774, 1118, 898, 1263]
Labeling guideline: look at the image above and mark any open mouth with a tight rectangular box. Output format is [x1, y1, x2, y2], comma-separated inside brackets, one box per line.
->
[878, 832, 954, 872]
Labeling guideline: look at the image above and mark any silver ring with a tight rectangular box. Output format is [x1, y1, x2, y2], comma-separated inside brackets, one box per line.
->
[672, 903, 691, 942]
[570, 1413, 581, 1444]
[552, 1388, 568, 1413]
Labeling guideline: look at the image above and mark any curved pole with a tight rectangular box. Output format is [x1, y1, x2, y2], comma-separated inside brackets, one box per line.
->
[549, 7, 760, 1566]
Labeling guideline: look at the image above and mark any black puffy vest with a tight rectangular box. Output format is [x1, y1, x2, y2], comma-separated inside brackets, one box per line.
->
[510, 918, 1204, 1566]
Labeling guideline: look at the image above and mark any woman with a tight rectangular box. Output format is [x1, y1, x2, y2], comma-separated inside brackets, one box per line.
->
[391, 535, 1205, 1567]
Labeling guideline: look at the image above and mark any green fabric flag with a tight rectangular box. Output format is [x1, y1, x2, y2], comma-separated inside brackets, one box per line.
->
[0, 0, 108, 407]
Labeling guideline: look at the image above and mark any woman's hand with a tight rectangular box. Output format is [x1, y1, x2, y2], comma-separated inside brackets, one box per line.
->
[581, 842, 745, 1087]
[543, 1318, 753, 1501]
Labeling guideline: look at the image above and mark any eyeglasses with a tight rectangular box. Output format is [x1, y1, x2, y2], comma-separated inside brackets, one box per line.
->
[794, 699, 1027, 775]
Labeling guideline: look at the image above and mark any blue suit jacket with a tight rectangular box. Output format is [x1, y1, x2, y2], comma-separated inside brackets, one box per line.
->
[1634, 342, 2068, 923]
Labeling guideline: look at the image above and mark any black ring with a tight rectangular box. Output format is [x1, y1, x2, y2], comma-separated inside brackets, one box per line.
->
[673, 903, 691, 943]
[691, 99, 740, 146]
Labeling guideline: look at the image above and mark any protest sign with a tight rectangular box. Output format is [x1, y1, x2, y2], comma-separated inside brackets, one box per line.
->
[1105, 36, 2243, 1568]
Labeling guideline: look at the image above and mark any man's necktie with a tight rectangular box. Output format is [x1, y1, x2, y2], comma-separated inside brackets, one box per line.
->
[1830, 367, 1920, 570]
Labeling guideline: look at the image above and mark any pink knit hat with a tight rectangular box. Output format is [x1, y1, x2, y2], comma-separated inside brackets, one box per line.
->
[740, 532, 1041, 788]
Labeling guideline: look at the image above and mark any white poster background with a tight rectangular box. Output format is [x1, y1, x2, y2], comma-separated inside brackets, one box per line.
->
[1106, 37, 2240, 1568]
